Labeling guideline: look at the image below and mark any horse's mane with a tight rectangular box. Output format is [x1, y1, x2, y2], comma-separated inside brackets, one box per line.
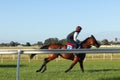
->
[81, 37, 90, 44]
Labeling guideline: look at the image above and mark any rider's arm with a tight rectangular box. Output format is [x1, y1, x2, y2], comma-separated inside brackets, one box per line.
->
[73, 32, 78, 42]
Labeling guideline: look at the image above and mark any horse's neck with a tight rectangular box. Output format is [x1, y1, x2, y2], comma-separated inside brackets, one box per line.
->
[81, 41, 91, 48]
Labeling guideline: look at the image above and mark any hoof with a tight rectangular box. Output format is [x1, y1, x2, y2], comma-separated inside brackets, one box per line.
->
[36, 70, 40, 72]
[81, 69, 84, 73]
[65, 70, 68, 73]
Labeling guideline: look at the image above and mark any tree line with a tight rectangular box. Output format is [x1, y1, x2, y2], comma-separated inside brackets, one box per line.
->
[0, 38, 66, 47]
[0, 38, 120, 47]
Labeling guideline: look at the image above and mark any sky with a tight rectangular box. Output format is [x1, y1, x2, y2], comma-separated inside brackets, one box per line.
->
[0, 0, 120, 44]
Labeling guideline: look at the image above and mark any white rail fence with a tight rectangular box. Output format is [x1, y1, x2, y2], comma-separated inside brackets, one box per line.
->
[0, 48, 120, 80]
[0, 49, 120, 62]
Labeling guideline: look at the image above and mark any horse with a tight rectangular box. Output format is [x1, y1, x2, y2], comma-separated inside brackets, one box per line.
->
[30, 35, 100, 73]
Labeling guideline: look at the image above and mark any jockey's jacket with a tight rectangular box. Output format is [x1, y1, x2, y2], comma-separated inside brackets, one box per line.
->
[67, 31, 79, 41]
[67, 31, 80, 48]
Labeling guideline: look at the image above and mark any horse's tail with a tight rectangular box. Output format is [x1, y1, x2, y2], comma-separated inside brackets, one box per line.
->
[30, 45, 49, 59]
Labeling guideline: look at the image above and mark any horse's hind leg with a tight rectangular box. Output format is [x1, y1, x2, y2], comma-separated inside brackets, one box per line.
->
[36, 54, 58, 73]
[79, 60, 84, 72]
[36, 58, 48, 73]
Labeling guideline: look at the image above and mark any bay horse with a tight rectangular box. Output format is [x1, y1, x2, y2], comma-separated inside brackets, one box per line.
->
[30, 35, 100, 73]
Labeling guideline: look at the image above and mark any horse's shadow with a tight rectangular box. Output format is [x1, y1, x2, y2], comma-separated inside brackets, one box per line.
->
[99, 77, 120, 80]
[87, 68, 120, 73]
[86, 69, 120, 80]
[0, 64, 26, 68]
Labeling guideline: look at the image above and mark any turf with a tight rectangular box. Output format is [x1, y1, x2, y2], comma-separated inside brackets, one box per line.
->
[0, 60, 120, 80]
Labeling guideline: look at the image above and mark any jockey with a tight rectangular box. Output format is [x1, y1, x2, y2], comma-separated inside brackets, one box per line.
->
[67, 26, 82, 49]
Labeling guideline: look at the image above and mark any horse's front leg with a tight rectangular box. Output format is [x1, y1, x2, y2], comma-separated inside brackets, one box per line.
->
[79, 60, 84, 72]
[65, 55, 79, 73]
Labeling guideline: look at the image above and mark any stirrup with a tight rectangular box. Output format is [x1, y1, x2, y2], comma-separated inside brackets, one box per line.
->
[77, 45, 81, 49]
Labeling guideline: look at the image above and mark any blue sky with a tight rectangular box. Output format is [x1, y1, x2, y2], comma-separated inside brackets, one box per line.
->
[0, 0, 120, 43]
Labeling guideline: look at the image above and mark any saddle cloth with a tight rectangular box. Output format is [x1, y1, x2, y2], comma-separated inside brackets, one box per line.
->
[66, 42, 74, 49]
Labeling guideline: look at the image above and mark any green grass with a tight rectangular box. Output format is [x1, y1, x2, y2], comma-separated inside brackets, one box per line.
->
[0, 60, 120, 80]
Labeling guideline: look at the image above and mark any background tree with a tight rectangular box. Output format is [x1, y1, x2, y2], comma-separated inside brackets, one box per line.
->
[10, 41, 20, 46]
[36, 41, 43, 46]
[25, 42, 31, 46]
[101, 39, 109, 45]
[59, 39, 67, 45]
[44, 38, 59, 45]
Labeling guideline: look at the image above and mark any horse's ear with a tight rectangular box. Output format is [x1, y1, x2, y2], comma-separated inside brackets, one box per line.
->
[91, 35, 94, 37]
[91, 35, 95, 38]
[91, 35, 96, 40]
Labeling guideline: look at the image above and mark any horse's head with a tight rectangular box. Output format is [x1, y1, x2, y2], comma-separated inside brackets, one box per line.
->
[87, 35, 100, 48]
[81, 35, 100, 48]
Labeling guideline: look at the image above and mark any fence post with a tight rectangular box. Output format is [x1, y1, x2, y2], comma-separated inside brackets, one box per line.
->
[16, 50, 23, 80]
[13, 55, 15, 60]
[103, 53, 105, 60]
[92, 54, 94, 60]
[111, 53, 113, 60]
[0, 54, 3, 63]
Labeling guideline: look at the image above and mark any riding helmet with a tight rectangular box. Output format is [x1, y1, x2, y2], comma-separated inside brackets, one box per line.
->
[76, 26, 82, 31]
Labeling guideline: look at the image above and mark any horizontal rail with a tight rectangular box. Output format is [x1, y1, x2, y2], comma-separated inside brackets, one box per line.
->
[24, 48, 120, 54]
[0, 48, 120, 54]
[0, 50, 18, 54]
[0, 48, 120, 80]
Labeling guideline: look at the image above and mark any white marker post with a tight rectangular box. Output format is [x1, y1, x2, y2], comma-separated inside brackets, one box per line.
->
[16, 50, 23, 80]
